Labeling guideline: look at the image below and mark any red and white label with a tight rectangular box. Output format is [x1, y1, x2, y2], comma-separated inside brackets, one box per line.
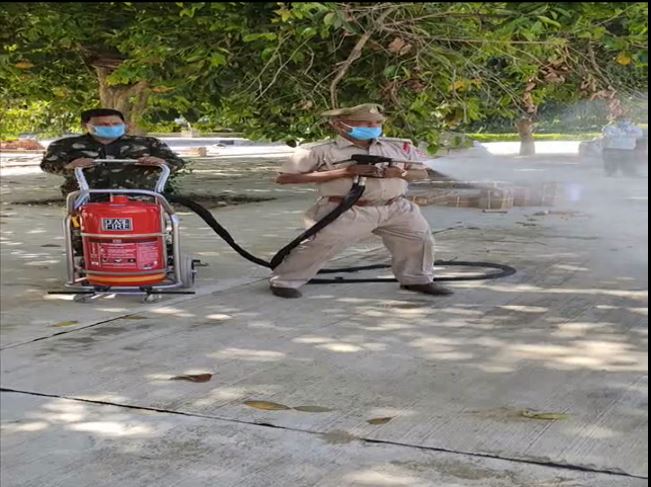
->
[86, 238, 163, 271]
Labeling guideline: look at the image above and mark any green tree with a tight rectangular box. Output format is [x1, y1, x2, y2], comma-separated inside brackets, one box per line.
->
[1, 2, 647, 153]
[1, 2, 251, 134]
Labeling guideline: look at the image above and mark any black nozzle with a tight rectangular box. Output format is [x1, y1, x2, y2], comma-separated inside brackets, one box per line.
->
[350, 154, 394, 165]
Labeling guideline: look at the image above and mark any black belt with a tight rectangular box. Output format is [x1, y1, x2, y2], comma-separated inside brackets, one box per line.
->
[327, 196, 401, 207]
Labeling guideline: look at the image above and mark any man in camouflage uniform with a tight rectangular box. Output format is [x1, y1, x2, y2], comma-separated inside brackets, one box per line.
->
[270, 103, 453, 298]
[41, 108, 186, 196]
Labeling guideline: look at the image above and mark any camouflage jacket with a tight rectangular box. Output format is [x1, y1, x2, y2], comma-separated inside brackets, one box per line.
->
[40, 133, 186, 195]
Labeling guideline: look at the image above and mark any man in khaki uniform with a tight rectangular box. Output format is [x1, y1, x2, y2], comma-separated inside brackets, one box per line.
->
[270, 103, 453, 298]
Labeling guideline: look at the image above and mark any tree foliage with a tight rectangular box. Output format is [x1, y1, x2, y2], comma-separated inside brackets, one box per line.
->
[1, 2, 647, 146]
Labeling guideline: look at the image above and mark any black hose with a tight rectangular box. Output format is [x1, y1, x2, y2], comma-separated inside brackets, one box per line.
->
[166, 184, 365, 270]
[308, 261, 516, 284]
[166, 194, 271, 268]
[269, 184, 365, 269]
[164, 192, 517, 284]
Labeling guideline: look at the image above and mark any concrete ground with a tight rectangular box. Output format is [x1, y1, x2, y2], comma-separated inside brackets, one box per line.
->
[0, 147, 647, 486]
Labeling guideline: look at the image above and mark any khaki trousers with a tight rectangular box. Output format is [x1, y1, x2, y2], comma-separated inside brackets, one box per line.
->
[270, 198, 434, 289]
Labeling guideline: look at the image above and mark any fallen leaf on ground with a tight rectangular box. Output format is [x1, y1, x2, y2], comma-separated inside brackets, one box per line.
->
[244, 400, 291, 411]
[169, 373, 213, 383]
[367, 417, 394, 425]
[520, 410, 568, 420]
[292, 405, 334, 413]
[52, 320, 79, 328]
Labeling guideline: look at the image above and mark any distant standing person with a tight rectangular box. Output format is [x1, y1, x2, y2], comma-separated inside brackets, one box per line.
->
[601, 116, 644, 177]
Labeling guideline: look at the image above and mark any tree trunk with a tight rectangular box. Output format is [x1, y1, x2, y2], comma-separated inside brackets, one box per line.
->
[94, 66, 149, 135]
[516, 117, 535, 156]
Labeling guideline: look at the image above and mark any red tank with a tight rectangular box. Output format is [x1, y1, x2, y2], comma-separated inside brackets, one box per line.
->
[80, 195, 167, 286]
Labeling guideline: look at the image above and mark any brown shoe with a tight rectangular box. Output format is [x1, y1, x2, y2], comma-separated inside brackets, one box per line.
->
[270, 286, 302, 299]
[400, 282, 454, 296]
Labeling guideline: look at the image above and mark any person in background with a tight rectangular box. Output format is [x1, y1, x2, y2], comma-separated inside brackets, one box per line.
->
[601, 115, 644, 177]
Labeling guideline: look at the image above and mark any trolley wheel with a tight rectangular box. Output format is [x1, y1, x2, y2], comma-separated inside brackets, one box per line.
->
[180, 255, 196, 289]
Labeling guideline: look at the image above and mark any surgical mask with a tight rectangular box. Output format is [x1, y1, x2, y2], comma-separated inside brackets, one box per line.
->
[341, 123, 383, 141]
[91, 124, 126, 139]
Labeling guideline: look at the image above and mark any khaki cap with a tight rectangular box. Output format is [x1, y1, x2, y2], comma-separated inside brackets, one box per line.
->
[321, 103, 386, 122]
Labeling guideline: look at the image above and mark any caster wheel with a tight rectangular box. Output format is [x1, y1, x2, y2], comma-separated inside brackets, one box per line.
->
[143, 294, 162, 304]
[180, 255, 196, 289]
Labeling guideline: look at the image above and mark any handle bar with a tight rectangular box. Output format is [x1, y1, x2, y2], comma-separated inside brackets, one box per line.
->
[73, 159, 171, 210]
[74, 159, 171, 194]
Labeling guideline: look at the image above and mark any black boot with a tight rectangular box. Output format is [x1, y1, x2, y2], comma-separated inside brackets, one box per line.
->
[400, 282, 454, 296]
[270, 286, 302, 299]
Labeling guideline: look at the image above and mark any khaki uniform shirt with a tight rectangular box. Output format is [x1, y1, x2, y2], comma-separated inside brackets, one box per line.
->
[280, 136, 427, 201]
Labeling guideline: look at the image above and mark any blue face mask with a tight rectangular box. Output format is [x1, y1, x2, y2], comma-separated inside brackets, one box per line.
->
[346, 126, 383, 141]
[91, 124, 126, 139]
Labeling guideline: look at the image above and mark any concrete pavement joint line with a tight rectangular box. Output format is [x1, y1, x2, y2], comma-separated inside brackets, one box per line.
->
[0, 277, 263, 351]
[0, 242, 392, 352]
[2, 242, 391, 352]
[1, 388, 646, 481]
[0, 314, 140, 351]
